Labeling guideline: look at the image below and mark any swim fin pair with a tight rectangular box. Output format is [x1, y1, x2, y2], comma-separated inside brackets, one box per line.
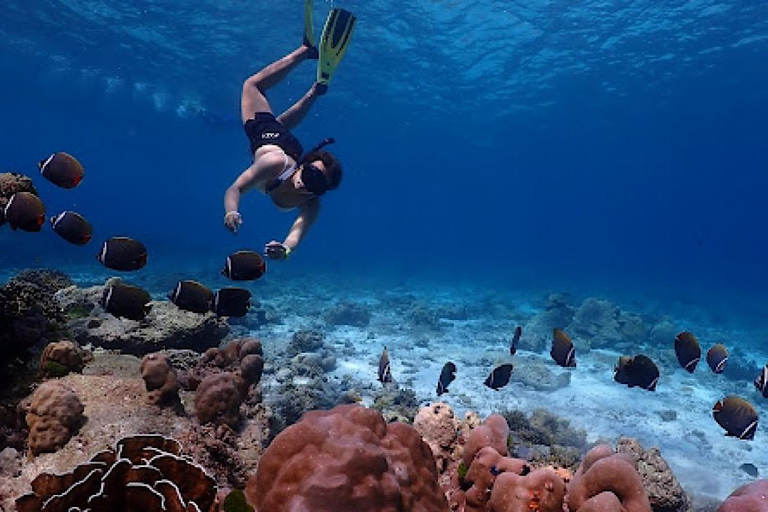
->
[304, 0, 357, 91]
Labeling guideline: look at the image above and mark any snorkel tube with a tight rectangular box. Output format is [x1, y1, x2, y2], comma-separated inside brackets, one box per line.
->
[265, 138, 336, 193]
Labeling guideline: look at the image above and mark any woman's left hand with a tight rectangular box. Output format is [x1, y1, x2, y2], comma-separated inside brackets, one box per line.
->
[265, 240, 291, 260]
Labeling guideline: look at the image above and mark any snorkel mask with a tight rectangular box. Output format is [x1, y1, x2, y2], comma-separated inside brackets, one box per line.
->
[265, 138, 336, 194]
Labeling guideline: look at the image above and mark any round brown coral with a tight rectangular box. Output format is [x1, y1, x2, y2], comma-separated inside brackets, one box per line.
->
[246, 404, 448, 512]
[194, 372, 244, 427]
[24, 380, 85, 455]
[140, 352, 181, 407]
[40, 340, 87, 377]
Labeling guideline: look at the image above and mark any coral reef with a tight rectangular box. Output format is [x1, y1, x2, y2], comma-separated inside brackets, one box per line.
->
[188, 338, 265, 428]
[501, 408, 587, 468]
[15, 433, 217, 512]
[286, 329, 324, 356]
[0, 270, 70, 363]
[450, 414, 567, 512]
[324, 301, 371, 327]
[405, 302, 444, 331]
[372, 385, 420, 423]
[22, 380, 85, 456]
[59, 279, 230, 355]
[40, 339, 89, 377]
[566, 298, 649, 351]
[181, 338, 264, 391]
[176, 423, 250, 491]
[271, 330, 354, 428]
[491, 467, 566, 512]
[615, 437, 692, 512]
[246, 404, 448, 512]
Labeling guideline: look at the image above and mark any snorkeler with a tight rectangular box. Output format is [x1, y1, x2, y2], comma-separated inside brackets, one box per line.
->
[223, 1, 357, 260]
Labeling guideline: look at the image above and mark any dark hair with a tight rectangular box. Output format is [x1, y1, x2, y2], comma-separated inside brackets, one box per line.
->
[304, 150, 342, 191]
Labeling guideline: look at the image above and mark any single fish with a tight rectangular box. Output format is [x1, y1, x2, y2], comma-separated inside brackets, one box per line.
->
[436, 362, 456, 396]
[101, 282, 152, 321]
[614, 354, 660, 391]
[222, 250, 267, 281]
[712, 396, 758, 440]
[50, 211, 93, 245]
[753, 364, 768, 399]
[510, 326, 521, 356]
[4, 192, 45, 231]
[674, 331, 701, 373]
[483, 363, 514, 391]
[739, 463, 759, 478]
[211, 287, 251, 317]
[39, 152, 84, 188]
[98, 237, 148, 271]
[706, 343, 728, 374]
[168, 280, 213, 314]
[378, 346, 392, 384]
[550, 329, 576, 368]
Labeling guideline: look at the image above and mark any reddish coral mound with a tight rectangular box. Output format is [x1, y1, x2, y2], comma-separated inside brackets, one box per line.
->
[716, 479, 768, 512]
[246, 404, 448, 512]
[462, 413, 509, 466]
[568, 444, 651, 512]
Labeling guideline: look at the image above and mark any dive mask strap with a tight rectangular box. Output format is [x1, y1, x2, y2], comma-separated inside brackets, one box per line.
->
[264, 138, 336, 193]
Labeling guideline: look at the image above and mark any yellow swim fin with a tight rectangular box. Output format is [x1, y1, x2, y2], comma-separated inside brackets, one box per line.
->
[303, 0, 316, 53]
[317, 8, 357, 88]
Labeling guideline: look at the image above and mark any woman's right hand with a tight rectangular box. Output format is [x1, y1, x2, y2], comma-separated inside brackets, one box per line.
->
[224, 211, 243, 233]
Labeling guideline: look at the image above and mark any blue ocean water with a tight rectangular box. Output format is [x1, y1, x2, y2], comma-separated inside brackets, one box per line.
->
[0, 3, 766, 334]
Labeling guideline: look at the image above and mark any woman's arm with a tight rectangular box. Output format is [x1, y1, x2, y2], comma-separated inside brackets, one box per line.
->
[265, 197, 321, 258]
[223, 151, 285, 232]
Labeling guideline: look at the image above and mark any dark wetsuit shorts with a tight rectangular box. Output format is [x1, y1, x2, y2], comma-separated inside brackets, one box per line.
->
[244, 112, 304, 162]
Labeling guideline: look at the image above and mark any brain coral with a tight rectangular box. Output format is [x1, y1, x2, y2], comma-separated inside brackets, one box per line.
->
[24, 380, 85, 455]
[246, 404, 448, 512]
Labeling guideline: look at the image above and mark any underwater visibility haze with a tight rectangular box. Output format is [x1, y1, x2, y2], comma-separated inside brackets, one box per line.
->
[1, 0, 768, 510]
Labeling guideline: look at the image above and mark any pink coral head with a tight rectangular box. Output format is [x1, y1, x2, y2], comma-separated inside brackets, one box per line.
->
[462, 414, 510, 466]
[717, 479, 768, 512]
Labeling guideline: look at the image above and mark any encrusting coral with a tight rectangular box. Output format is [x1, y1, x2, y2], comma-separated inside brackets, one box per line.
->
[245, 404, 449, 512]
[22, 380, 85, 456]
[15, 433, 217, 512]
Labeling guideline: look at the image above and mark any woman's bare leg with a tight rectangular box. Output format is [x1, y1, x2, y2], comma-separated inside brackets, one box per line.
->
[241, 45, 314, 123]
